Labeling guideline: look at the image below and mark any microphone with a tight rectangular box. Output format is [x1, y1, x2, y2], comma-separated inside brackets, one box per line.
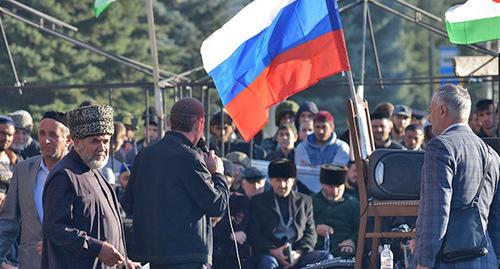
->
[197, 137, 209, 153]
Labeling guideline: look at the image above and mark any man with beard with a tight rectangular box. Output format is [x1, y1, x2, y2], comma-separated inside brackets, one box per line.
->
[371, 113, 405, 150]
[391, 105, 412, 144]
[7, 110, 40, 159]
[41, 105, 140, 269]
[295, 111, 350, 167]
[0, 111, 71, 269]
[0, 116, 19, 208]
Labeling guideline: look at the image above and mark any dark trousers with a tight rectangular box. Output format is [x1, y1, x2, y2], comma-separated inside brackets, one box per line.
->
[254, 250, 332, 269]
[150, 262, 209, 269]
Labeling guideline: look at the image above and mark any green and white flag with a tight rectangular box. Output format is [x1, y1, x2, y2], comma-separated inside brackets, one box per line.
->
[94, 0, 116, 17]
[445, 0, 500, 44]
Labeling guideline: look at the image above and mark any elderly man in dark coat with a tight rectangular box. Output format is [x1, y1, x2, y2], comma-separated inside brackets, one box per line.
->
[41, 105, 141, 269]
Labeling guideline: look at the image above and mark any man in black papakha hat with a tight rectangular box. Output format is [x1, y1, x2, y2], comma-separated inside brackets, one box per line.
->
[312, 164, 359, 258]
[41, 105, 141, 269]
[124, 98, 229, 269]
[248, 158, 331, 268]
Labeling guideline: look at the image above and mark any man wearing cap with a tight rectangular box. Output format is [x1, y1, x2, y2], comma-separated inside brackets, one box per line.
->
[8, 110, 40, 159]
[295, 111, 350, 167]
[125, 98, 229, 269]
[261, 100, 300, 154]
[249, 159, 331, 269]
[312, 164, 359, 258]
[0, 111, 71, 269]
[0, 116, 19, 208]
[391, 105, 412, 144]
[208, 111, 237, 157]
[41, 105, 140, 269]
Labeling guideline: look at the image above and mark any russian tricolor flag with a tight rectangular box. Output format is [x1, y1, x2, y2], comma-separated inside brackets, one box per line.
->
[201, 0, 351, 141]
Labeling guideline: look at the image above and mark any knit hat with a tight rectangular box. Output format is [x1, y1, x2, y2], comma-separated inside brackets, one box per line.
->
[8, 110, 33, 132]
[297, 101, 319, 117]
[241, 167, 266, 182]
[42, 111, 67, 127]
[268, 158, 296, 179]
[66, 105, 114, 139]
[314, 111, 334, 124]
[275, 100, 299, 126]
[170, 98, 205, 118]
[222, 158, 234, 177]
[0, 116, 15, 126]
[226, 151, 251, 168]
[320, 164, 348, 186]
[116, 112, 138, 130]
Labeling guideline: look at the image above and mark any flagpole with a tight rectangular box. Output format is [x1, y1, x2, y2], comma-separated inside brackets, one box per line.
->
[145, 0, 165, 138]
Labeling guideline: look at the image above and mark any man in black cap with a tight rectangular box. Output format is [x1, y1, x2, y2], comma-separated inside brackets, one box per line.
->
[0, 111, 71, 269]
[312, 164, 359, 258]
[248, 159, 331, 269]
[391, 105, 412, 144]
[125, 98, 229, 269]
[41, 105, 140, 269]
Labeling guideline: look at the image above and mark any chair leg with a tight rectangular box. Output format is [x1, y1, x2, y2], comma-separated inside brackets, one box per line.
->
[355, 212, 368, 269]
[369, 216, 382, 269]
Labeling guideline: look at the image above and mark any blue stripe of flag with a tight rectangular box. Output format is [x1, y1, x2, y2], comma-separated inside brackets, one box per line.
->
[209, 0, 343, 106]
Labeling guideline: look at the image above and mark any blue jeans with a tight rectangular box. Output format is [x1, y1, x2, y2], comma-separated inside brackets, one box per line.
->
[254, 250, 332, 269]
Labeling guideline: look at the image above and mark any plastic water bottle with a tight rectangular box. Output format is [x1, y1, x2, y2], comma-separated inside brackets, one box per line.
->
[380, 244, 393, 269]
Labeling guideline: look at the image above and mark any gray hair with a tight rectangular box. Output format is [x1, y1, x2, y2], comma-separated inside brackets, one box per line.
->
[433, 84, 471, 121]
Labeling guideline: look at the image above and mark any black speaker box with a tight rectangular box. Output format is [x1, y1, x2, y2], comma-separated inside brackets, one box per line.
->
[367, 149, 425, 200]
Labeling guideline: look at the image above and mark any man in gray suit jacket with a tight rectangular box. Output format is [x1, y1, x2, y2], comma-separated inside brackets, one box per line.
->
[0, 112, 70, 269]
[414, 84, 500, 269]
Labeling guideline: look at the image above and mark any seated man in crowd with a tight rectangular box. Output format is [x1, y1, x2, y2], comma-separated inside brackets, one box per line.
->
[248, 159, 331, 269]
[209, 111, 237, 156]
[402, 124, 424, 151]
[266, 123, 297, 163]
[295, 111, 350, 167]
[371, 113, 405, 149]
[313, 164, 359, 258]
[213, 167, 266, 269]
[344, 161, 359, 200]
[262, 100, 300, 154]
[297, 121, 313, 145]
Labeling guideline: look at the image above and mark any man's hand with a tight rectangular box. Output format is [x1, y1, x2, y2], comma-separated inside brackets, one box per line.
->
[416, 265, 430, 269]
[121, 259, 142, 269]
[36, 241, 43, 255]
[316, 224, 334, 237]
[0, 193, 5, 209]
[283, 250, 302, 269]
[230, 231, 247, 245]
[338, 239, 355, 253]
[204, 150, 224, 174]
[269, 244, 291, 268]
[98, 242, 124, 267]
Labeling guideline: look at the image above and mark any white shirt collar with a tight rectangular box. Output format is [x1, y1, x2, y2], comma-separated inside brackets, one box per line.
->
[39, 158, 49, 173]
[441, 122, 469, 135]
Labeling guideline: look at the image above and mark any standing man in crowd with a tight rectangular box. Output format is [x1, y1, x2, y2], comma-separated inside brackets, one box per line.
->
[475, 99, 496, 138]
[414, 85, 500, 268]
[125, 98, 229, 269]
[371, 113, 405, 150]
[391, 105, 412, 144]
[402, 124, 424, 151]
[8, 110, 40, 159]
[0, 116, 19, 208]
[0, 111, 70, 269]
[295, 111, 350, 167]
[42, 105, 140, 269]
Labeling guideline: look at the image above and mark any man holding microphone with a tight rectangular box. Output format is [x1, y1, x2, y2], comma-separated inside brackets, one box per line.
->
[125, 98, 229, 269]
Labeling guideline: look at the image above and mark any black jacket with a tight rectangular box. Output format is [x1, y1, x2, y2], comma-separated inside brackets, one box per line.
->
[248, 190, 317, 255]
[124, 131, 229, 265]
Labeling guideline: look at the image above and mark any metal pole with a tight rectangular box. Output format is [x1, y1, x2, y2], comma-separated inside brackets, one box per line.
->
[497, 53, 499, 137]
[428, 32, 434, 100]
[366, 5, 384, 89]
[108, 88, 115, 175]
[360, 0, 368, 86]
[145, 88, 150, 145]
[205, 86, 211, 143]
[221, 109, 225, 156]
[145, 0, 164, 139]
[0, 14, 21, 89]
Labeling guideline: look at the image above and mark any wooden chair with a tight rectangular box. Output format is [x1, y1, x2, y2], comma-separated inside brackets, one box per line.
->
[345, 98, 419, 269]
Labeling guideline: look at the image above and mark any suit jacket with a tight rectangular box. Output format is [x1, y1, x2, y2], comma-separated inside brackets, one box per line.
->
[248, 190, 317, 255]
[0, 155, 42, 269]
[41, 149, 126, 269]
[414, 124, 500, 268]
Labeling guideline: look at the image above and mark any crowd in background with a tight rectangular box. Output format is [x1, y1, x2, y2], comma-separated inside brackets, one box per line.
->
[0, 97, 497, 269]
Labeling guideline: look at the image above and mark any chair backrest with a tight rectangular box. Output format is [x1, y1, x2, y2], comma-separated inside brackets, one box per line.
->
[345, 98, 374, 208]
